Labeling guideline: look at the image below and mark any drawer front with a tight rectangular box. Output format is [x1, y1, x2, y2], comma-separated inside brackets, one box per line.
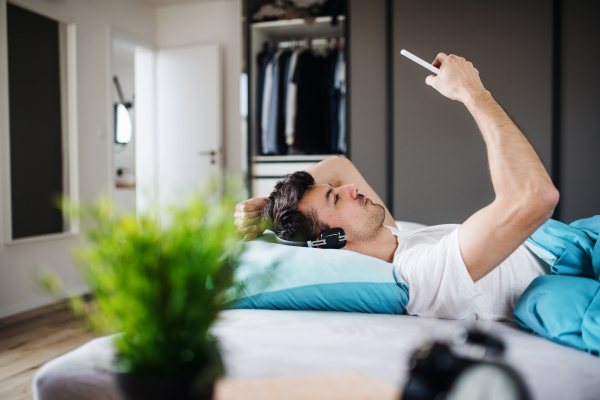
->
[253, 162, 316, 178]
[252, 178, 281, 198]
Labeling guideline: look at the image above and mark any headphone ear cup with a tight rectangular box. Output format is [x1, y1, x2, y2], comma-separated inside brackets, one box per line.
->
[319, 228, 347, 249]
[324, 235, 341, 249]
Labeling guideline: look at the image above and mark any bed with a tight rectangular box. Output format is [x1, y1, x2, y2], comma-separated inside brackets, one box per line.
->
[34, 309, 600, 400]
[32, 222, 600, 399]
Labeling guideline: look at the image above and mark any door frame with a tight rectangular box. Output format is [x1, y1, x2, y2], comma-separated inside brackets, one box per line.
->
[1, 0, 79, 245]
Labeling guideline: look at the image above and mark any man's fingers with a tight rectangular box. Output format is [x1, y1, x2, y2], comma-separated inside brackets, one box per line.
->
[237, 225, 258, 236]
[234, 216, 260, 229]
[241, 216, 260, 228]
[246, 197, 266, 208]
[432, 52, 447, 68]
[235, 197, 267, 212]
[236, 225, 258, 237]
[234, 197, 267, 237]
[235, 202, 260, 213]
[234, 210, 261, 220]
[425, 75, 436, 87]
[244, 233, 259, 242]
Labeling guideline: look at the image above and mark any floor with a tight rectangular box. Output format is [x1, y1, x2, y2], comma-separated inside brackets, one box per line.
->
[0, 302, 94, 399]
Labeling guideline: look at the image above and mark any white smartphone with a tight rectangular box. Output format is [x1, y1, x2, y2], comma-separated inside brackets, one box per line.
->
[400, 50, 439, 75]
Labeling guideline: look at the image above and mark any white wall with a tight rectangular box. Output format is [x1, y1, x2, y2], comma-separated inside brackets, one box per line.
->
[156, 0, 242, 175]
[0, 0, 156, 318]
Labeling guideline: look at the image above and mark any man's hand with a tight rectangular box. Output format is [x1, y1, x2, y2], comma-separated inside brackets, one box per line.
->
[425, 53, 487, 104]
[234, 197, 267, 241]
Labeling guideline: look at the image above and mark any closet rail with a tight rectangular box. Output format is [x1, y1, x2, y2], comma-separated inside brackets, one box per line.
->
[270, 37, 345, 49]
[257, 36, 346, 156]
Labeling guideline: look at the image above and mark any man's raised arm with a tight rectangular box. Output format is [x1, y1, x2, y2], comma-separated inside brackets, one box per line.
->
[426, 53, 559, 282]
[234, 157, 396, 241]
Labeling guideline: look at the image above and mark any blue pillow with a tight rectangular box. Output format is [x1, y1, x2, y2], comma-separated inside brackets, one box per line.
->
[228, 232, 409, 314]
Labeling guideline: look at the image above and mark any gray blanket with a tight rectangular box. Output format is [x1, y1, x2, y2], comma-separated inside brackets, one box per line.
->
[34, 310, 600, 400]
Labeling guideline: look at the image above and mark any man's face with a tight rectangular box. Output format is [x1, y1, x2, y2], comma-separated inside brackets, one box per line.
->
[298, 183, 386, 242]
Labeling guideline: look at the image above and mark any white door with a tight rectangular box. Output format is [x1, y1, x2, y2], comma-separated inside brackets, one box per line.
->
[157, 44, 222, 208]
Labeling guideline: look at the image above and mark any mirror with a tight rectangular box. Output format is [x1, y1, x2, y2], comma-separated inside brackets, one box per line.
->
[115, 102, 132, 144]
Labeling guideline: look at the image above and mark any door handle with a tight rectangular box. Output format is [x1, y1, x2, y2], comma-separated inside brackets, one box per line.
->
[199, 150, 217, 164]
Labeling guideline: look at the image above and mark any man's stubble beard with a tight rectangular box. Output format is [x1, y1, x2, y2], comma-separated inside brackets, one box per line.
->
[350, 196, 386, 242]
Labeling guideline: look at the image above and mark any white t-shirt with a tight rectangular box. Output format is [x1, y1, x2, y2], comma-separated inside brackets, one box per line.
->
[388, 224, 549, 322]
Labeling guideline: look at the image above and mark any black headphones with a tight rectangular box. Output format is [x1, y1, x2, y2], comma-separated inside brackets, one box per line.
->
[275, 228, 347, 249]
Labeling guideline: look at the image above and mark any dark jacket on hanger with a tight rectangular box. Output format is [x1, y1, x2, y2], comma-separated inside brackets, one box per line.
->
[323, 48, 339, 154]
[276, 50, 292, 154]
[293, 50, 327, 154]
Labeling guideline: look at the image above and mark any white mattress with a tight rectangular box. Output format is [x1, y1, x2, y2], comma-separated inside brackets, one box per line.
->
[34, 310, 600, 400]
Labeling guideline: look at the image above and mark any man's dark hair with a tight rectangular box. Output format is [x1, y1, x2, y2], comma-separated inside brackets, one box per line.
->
[262, 171, 329, 242]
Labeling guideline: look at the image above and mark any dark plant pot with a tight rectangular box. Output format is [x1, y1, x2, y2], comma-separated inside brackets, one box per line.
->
[115, 372, 214, 400]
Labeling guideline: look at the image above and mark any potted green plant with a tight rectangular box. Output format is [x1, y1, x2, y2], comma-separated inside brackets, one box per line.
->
[44, 182, 243, 400]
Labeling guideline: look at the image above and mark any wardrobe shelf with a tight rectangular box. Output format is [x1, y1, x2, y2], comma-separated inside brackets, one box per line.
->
[253, 154, 345, 163]
[251, 15, 344, 40]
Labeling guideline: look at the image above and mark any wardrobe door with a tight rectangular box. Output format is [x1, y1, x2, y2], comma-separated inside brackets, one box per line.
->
[393, 0, 552, 225]
[560, 0, 600, 223]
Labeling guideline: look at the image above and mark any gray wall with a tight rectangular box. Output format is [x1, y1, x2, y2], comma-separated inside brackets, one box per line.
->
[348, 0, 388, 205]
[392, 0, 553, 225]
[560, 0, 600, 223]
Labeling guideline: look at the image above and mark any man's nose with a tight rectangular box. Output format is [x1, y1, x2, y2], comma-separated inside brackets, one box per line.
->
[340, 184, 358, 199]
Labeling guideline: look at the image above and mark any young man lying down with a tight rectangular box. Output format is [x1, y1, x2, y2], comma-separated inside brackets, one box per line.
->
[235, 53, 560, 322]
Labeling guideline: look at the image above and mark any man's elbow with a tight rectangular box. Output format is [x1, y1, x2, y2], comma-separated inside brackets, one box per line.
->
[523, 184, 560, 220]
[324, 155, 354, 172]
[329, 155, 352, 166]
[542, 186, 560, 218]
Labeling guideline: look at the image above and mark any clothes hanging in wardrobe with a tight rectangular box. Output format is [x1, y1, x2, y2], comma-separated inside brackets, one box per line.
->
[285, 49, 304, 146]
[323, 47, 339, 154]
[256, 40, 346, 155]
[293, 50, 326, 154]
[276, 50, 292, 154]
[336, 48, 346, 153]
[261, 50, 278, 154]
[256, 46, 276, 154]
